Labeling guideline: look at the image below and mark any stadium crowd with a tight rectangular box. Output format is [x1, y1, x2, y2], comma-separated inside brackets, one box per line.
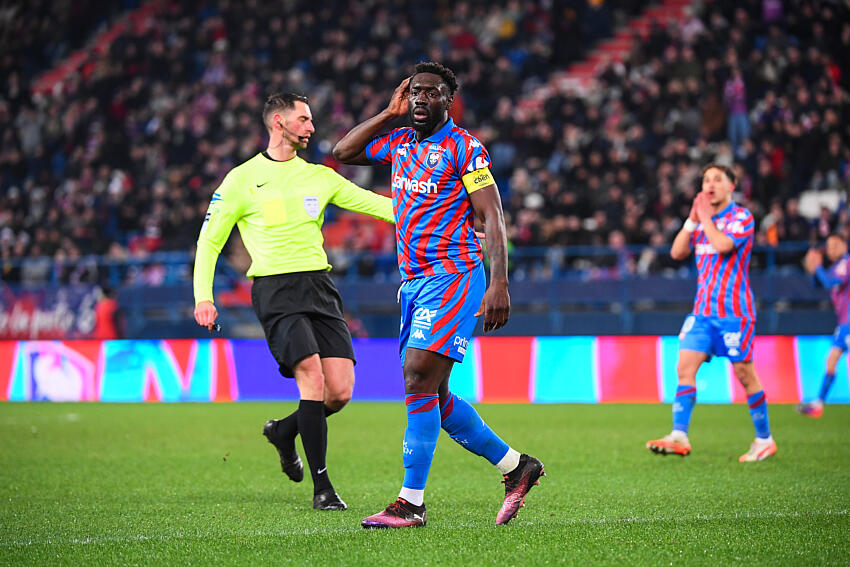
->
[0, 0, 848, 285]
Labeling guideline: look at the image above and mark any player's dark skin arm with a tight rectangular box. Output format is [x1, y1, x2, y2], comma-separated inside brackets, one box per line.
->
[470, 185, 510, 332]
[332, 78, 410, 165]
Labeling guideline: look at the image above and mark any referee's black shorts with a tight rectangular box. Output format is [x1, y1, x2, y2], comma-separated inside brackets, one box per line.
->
[251, 270, 355, 378]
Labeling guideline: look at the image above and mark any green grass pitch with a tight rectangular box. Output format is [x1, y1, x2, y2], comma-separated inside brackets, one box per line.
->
[2, 402, 848, 566]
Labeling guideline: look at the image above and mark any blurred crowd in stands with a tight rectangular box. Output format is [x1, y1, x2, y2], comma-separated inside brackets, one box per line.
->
[0, 0, 848, 285]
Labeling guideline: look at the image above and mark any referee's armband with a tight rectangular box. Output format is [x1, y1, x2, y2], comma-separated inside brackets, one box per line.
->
[462, 168, 495, 193]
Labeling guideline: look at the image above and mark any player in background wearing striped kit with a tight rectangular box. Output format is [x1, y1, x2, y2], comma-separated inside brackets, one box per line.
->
[646, 163, 778, 462]
[796, 234, 850, 418]
[334, 62, 544, 528]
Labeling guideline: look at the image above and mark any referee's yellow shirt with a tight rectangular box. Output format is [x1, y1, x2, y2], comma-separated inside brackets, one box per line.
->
[194, 152, 394, 305]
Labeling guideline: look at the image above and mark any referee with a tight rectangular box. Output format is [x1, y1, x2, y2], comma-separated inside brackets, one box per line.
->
[193, 92, 393, 510]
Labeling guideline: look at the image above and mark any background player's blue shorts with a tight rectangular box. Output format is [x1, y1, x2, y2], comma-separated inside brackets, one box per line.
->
[832, 324, 850, 351]
[398, 264, 485, 366]
[678, 314, 755, 363]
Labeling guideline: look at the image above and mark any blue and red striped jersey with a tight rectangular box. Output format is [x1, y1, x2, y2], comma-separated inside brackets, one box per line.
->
[815, 253, 850, 325]
[690, 202, 756, 319]
[365, 118, 487, 280]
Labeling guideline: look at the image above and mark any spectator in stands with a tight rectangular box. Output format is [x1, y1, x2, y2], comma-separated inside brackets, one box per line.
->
[0, 0, 847, 285]
[723, 67, 750, 157]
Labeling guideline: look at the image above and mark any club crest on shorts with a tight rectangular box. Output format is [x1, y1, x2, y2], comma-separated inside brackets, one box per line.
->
[303, 196, 320, 219]
[723, 331, 741, 356]
[427, 151, 441, 167]
[413, 308, 437, 330]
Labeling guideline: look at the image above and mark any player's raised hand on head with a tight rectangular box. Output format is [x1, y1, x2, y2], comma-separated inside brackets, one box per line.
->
[194, 300, 218, 331]
[386, 77, 411, 117]
[475, 281, 510, 333]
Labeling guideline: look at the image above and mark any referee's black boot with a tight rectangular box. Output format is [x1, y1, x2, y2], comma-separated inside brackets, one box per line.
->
[313, 489, 347, 511]
[263, 419, 304, 482]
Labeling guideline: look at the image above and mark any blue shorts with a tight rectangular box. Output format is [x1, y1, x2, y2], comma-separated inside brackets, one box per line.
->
[398, 265, 485, 365]
[832, 324, 850, 351]
[678, 314, 755, 363]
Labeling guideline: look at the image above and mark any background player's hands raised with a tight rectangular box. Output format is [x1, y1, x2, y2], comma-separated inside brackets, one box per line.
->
[386, 77, 411, 118]
[803, 248, 823, 274]
[694, 192, 714, 223]
[476, 281, 510, 332]
[194, 300, 219, 331]
[688, 195, 700, 222]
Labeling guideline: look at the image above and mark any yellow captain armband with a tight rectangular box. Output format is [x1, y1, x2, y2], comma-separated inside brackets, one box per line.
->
[462, 167, 495, 193]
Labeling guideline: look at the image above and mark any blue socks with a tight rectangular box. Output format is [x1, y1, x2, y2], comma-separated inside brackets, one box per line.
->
[440, 393, 510, 465]
[672, 385, 697, 434]
[747, 391, 771, 439]
[819, 373, 836, 402]
[402, 394, 440, 491]
[400, 392, 512, 499]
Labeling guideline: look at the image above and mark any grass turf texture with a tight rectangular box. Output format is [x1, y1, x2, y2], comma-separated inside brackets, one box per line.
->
[1, 402, 848, 566]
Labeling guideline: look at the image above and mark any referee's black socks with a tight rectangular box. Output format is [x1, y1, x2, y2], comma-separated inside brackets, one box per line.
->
[274, 403, 339, 450]
[297, 399, 333, 494]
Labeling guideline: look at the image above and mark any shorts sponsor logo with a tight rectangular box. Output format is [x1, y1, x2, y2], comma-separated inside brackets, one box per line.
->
[413, 308, 438, 330]
[723, 331, 742, 356]
[453, 336, 468, 355]
[412, 328, 426, 340]
[392, 175, 438, 195]
[303, 196, 320, 219]
[679, 315, 695, 340]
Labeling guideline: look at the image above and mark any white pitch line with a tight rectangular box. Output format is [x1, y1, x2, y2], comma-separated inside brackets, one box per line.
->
[2, 509, 847, 548]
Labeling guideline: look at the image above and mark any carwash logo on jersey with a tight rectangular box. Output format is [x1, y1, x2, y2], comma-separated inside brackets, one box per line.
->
[1, 336, 847, 404]
[392, 175, 439, 195]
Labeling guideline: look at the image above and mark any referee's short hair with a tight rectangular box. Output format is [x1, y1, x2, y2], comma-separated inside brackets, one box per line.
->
[700, 162, 736, 185]
[263, 92, 309, 130]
